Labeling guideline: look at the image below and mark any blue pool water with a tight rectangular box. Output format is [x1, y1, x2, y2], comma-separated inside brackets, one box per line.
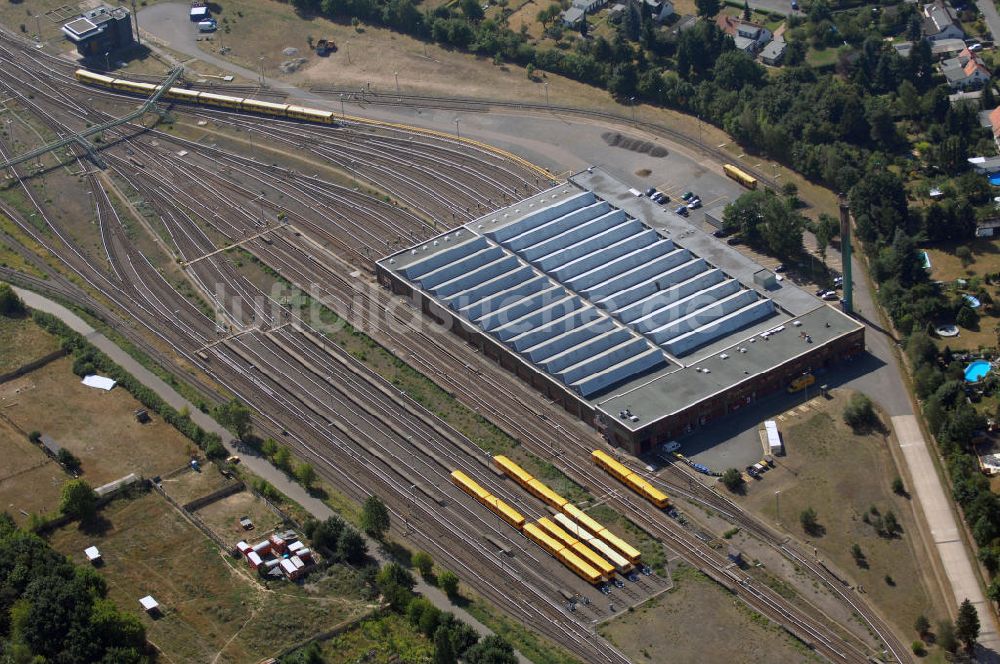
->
[965, 360, 992, 383]
[964, 294, 982, 309]
[990, 173, 1000, 186]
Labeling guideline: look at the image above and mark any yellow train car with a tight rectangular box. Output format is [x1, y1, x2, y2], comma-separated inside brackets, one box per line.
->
[527, 478, 569, 510]
[523, 522, 564, 558]
[110, 78, 156, 94]
[537, 517, 579, 550]
[450, 470, 492, 503]
[562, 503, 605, 537]
[163, 87, 201, 103]
[483, 495, 525, 529]
[723, 163, 758, 190]
[286, 105, 334, 124]
[241, 98, 290, 117]
[555, 547, 603, 585]
[493, 454, 534, 488]
[75, 69, 115, 87]
[198, 91, 244, 109]
[593, 449, 670, 509]
[597, 528, 641, 565]
[591, 449, 632, 483]
[553, 513, 632, 573]
[631, 477, 670, 509]
[571, 541, 615, 578]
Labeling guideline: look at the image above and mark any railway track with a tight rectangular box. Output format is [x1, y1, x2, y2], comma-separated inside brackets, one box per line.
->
[0, 32, 910, 663]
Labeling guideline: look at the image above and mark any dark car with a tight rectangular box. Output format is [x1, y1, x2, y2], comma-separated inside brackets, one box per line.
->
[791, 0, 799, 9]
[675, 205, 689, 217]
[645, 187, 657, 197]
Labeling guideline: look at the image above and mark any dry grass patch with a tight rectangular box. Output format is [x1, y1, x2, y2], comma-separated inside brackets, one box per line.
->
[733, 391, 943, 640]
[159, 464, 232, 504]
[0, 356, 195, 486]
[0, 314, 61, 374]
[194, 489, 285, 547]
[599, 565, 818, 664]
[48, 491, 371, 664]
[0, 416, 65, 524]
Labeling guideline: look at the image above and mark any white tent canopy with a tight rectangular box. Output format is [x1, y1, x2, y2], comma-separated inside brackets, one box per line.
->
[82, 375, 116, 391]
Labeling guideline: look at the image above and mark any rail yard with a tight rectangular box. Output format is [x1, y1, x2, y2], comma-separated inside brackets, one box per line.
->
[0, 26, 914, 664]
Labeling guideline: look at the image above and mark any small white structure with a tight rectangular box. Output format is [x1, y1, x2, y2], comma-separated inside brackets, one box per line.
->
[84, 546, 101, 563]
[81, 375, 116, 391]
[764, 419, 783, 455]
[138, 595, 159, 613]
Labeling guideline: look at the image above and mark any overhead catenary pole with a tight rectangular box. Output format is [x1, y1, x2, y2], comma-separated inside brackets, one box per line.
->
[130, 0, 141, 46]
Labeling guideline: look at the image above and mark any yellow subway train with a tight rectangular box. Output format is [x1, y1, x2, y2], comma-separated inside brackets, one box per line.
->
[74, 69, 336, 125]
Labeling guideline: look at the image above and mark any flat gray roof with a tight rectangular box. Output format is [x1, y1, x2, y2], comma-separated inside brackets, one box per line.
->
[378, 168, 863, 425]
[597, 303, 860, 430]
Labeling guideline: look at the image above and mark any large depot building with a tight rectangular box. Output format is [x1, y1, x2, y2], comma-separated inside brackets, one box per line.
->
[376, 168, 865, 454]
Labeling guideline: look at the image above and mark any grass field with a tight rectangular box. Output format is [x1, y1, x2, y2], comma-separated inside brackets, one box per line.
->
[924, 239, 1000, 350]
[0, 355, 195, 487]
[0, 314, 61, 375]
[314, 612, 434, 663]
[599, 565, 818, 663]
[159, 464, 233, 505]
[733, 391, 943, 642]
[48, 491, 372, 663]
[0, 415, 65, 525]
[194, 489, 285, 547]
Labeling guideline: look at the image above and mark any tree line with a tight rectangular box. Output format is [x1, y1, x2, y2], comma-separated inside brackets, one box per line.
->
[0, 514, 148, 663]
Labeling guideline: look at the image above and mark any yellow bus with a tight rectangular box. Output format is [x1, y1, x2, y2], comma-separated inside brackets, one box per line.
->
[723, 164, 758, 190]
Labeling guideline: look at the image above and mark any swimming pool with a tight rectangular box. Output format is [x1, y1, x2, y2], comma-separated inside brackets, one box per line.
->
[965, 360, 992, 383]
[964, 294, 982, 309]
[990, 173, 1000, 186]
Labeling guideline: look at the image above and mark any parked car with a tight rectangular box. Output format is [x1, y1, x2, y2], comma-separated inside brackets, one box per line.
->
[645, 187, 657, 197]
[198, 18, 217, 32]
[727, 236, 743, 245]
[675, 205, 689, 217]
[821, 290, 838, 301]
[662, 441, 681, 453]
[791, 0, 799, 9]
[774, 264, 786, 273]
[687, 198, 702, 210]
[970, 42, 984, 52]
[682, 191, 695, 201]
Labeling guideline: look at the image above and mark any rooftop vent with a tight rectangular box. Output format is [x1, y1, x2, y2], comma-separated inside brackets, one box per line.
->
[389, 258, 396, 265]
[720, 353, 729, 360]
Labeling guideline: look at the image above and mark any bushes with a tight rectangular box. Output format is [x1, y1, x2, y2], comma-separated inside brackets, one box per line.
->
[721, 468, 743, 492]
[0, 519, 146, 661]
[0, 282, 25, 317]
[843, 393, 879, 432]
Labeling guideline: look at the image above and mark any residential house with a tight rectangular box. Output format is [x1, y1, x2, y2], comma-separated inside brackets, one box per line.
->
[562, 0, 609, 26]
[931, 38, 968, 58]
[990, 107, 1000, 149]
[561, 6, 585, 26]
[922, 0, 965, 42]
[942, 52, 991, 90]
[760, 38, 786, 65]
[642, 0, 674, 22]
[968, 155, 1000, 173]
[949, 89, 984, 108]
[716, 15, 773, 54]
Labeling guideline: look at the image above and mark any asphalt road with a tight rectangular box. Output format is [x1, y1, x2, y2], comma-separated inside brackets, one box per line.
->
[124, 7, 1000, 653]
[978, 0, 1000, 42]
